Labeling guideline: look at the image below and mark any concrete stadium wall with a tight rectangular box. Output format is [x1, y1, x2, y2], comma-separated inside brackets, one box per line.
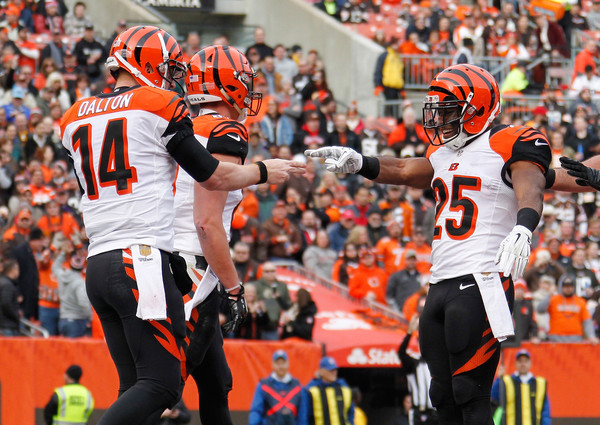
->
[63, 0, 175, 39]
[245, 0, 384, 116]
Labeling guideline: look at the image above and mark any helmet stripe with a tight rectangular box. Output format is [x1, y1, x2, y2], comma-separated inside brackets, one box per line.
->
[221, 45, 238, 70]
[134, 28, 160, 66]
[435, 76, 467, 100]
[465, 67, 497, 111]
[163, 31, 179, 58]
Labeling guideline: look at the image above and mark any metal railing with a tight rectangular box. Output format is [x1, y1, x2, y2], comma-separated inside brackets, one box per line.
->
[20, 318, 50, 338]
[272, 260, 408, 325]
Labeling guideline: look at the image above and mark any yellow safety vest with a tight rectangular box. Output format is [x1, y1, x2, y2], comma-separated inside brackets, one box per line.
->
[52, 384, 94, 425]
[502, 375, 547, 425]
[308, 384, 352, 425]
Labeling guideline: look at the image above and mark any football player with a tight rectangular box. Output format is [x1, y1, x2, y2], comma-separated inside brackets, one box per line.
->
[306, 64, 550, 425]
[172, 45, 258, 425]
[60, 26, 303, 425]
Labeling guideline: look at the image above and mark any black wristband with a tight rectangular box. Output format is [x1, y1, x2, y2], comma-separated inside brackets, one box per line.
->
[358, 155, 380, 180]
[545, 168, 556, 189]
[256, 161, 268, 184]
[516, 207, 540, 232]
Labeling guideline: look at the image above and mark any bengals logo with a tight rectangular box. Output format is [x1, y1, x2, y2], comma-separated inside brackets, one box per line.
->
[448, 163, 459, 171]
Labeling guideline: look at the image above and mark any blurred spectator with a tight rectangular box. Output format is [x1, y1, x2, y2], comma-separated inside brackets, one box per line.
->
[181, 31, 201, 62]
[378, 185, 414, 240]
[52, 248, 91, 337]
[233, 282, 269, 339]
[387, 107, 428, 156]
[386, 249, 421, 312]
[532, 275, 555, 339]
[281, 288, 317, 340]
[10, 226, 46, 320]
[453, 12, 483, 47]
[73, 23, 106, 86]
[302, 229, 337, 279]
[292, 58, 312, 95]
[233, 241, 260, 284]
[36, 242, 59, 335]
[375, 220, 402, 275]
[44, 71, 71, 112]
[341, 0, 368, 24]
[373, 37, 404, 117]
[315, 92, 336, 134]
[2, 207, 32, 248]
[34, 57, 58, 91]
[366, 205, 386, 245]
[534, 13, 568, 59]
[347, 185, 371, 226]
[403, 282, 429, 322]
[315, 0, 341, 20]
[564, 115, 600, 160]
[0, 259, 21, 336]
[500, 60, 533, 95]
[345, 102, 363, 134]
[251, 262, 292, 340]
[301, 68, 330, 104]
[4, 85, 30, 123]
[231, 213, 264, 261]
[326, 112, 362, 153]
[260, 97, 295, 147]
[348, 246, 388, 303]
[247, 132, 271, 160]
[568, 89, 599, 123]
[537, 274, 599, 343]
[524, 248, 565, 292]
[34, 0, 65, 34]
[570, 65, 600, 99]
[104, 19, 128, 56]
[259, 56, 282, 98]
[14, 25, 38, 71]
[291, 110, 326, 155]
[273, 44, 298, 82]
[393, 394, 413, 425]
[298, 209, 319, 247]
[36, 198, 80, 242]
[63, 1, 92, 38]
[249, 350, 302, 425]
[589, 0, 600, 31]
[27, 168, 54, 206]
[246, 27, 274, 60]
[331, 241, 358, 285]
[358, 115, 386, 156]
[346, 225, 370, 248]
[399, 226, 432, 275]
[565, 247, 599, 299]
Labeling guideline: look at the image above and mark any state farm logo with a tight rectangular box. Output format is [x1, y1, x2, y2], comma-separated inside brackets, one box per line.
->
[347, 348, 400, 366]
[318, 312, 372, 331]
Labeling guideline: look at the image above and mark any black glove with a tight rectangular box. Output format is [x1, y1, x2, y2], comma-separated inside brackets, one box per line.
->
[221, 284, 248, 334]
[560, 156, 600, 191]
[169, 253, 193, 295]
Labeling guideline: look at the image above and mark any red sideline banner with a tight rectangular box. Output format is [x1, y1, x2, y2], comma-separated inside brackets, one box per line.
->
[0, 337, 322, 425]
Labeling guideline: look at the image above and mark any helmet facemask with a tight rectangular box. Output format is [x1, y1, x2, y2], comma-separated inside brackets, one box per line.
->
[230, 69, 262, 117]
[423, 91, 477, 150]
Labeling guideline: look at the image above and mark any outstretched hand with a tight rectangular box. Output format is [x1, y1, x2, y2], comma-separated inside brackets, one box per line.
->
[305, 146, 363, 174]
[495, 225, 532, 279]
[263, 159, 306, 185]
[560, 156, 600, 191]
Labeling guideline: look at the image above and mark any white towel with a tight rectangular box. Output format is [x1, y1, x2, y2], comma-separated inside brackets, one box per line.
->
[184, 263, 220, 321]
[473, 272, 514, 342]
[131, 244, 167, 321]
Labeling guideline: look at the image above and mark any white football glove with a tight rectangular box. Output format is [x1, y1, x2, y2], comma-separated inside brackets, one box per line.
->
[305, 147, 363, 174]
[495, 225, 532, 280]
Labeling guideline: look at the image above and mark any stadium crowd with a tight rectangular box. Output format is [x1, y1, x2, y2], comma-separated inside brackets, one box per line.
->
[0, 0, 598, 350]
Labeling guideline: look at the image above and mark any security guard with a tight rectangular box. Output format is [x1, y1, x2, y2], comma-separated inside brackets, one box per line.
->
[491, 350, 551, 425]
[298, 357, 355, 425]
[44, 364, 94, 425]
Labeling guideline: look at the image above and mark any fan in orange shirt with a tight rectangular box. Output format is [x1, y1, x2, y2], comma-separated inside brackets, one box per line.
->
[36, 198, 81, 242]
[398, 226, 432, 274]
[378, 185, 414, 240]
[348, 247, 388, 304]
[331, 241, 359, 285]
[375, 220, 404, 275]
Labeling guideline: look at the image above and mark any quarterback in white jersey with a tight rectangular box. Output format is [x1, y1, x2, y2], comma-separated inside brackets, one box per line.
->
[306, 64, 550, 425]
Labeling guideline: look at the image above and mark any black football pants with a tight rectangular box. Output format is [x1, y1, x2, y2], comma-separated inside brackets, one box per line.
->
[185, 285, 234, 425]
[419, 274, 513, 425]
[86, 249, 186, 425]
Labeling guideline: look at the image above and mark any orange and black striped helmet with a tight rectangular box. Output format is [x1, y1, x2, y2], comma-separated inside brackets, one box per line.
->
[106, 25, 186, 90]
[186, 45, 262, 117]
[423, 64, 501, 150]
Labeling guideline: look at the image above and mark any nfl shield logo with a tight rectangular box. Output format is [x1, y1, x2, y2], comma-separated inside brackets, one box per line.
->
[139, 245, 151, 257]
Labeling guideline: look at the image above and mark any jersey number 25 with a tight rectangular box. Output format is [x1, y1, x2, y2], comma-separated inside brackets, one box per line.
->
[432, 175, 481, 240]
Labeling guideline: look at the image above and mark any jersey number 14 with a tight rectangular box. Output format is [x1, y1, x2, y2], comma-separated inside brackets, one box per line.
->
[72, 118, 138, 200]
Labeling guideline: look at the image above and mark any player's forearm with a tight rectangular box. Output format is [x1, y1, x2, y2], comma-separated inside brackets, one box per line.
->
[204, 162, 261, 191]
[511, 163, 546, 214]
[372, 156, 433, 189]
[551, 155, 600, 192]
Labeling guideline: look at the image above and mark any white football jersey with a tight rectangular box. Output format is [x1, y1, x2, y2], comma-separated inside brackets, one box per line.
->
[61, 86, 192, 257]
[173, 113, 247, 256]
[426, 125, 551, 283]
